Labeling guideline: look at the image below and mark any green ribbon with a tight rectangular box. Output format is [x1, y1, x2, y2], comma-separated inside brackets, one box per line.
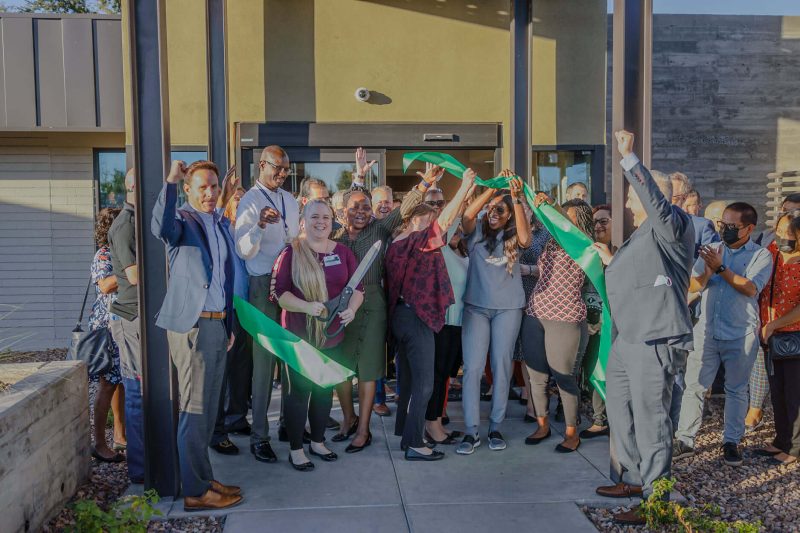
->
[404, 152, 610, 398]
[234, 296, 355, 388]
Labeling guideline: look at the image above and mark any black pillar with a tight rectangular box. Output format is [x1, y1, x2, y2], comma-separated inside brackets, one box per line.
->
[611, 0, 653, 246]
[127, 0, 180, 497]
[511, 0, 531, 180]
[206, 0, 229, 168]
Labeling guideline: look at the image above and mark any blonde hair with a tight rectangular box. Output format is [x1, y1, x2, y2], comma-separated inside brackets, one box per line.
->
[223, 188, 245, 223]
[291, 199, 333, 347]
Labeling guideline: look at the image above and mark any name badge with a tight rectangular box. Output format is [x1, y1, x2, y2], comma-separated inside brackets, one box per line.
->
[323, 254, 342, 267]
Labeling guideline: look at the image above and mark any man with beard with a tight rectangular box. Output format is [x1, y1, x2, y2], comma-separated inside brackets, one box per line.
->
[235, 145, 300, 465]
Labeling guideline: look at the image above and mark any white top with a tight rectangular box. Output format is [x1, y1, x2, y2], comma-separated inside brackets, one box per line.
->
[235, 181, 300, 277]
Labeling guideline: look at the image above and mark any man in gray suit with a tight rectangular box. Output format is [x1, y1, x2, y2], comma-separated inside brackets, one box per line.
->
[152, 160, 243, 512]
[592, 131, 695, 525]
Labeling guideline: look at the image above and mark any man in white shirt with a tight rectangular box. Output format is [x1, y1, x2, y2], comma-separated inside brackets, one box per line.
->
[235, 145, 300, 464]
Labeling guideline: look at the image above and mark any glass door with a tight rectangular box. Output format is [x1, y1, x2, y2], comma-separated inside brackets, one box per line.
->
[532, 149, 593, 204]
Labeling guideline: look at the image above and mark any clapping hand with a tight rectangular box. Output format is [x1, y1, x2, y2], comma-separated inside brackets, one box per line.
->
[258, 207, 281, 228]
[699, 244, 723, 272]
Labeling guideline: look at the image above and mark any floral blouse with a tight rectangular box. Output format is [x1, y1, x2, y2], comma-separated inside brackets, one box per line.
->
[528, 238, 586, 323]
[88, 246, 119, 331]
[759, 242, 800, 333]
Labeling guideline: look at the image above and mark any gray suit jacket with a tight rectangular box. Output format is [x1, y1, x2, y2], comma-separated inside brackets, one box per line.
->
[605, 161, 695, 347]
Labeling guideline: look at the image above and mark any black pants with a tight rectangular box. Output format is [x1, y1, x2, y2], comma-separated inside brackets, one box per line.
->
[768, 357, 800, 457]
[282, 359, 334, 451]
[426, 325, 462, 421]
[211, 312, 253, 444]
[393, 305, 435, 449]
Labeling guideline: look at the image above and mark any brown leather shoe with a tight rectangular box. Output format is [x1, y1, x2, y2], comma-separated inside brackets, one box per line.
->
[612, 505, 645, 525]
[595, 482, 643, 498]
[210, 480, 241, 496]
[373, 403, 391, 417]
[184, 489, 243, 512]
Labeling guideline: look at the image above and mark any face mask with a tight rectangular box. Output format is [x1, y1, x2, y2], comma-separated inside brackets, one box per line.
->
[777, 237, 797, 253]
[720, 227, 741, 246]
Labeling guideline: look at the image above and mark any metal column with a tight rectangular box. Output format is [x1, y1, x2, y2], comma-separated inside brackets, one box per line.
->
[511, 0, 531, 180]
[127, 0, 180, 497]
[206, 0, 229, 168]
[611, 0, 653, 246]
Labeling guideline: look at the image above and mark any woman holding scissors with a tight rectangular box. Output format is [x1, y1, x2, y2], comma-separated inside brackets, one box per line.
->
[386, 168, 476, 460]
[271, 199, 364, 471]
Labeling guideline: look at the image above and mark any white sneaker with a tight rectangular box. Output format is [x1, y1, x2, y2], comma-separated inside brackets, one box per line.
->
[456, 434, 481, 455]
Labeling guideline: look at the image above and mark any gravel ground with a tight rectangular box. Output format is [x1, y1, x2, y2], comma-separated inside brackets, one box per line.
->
[1, 349, 223, 532]
[583, 397, 800, 532]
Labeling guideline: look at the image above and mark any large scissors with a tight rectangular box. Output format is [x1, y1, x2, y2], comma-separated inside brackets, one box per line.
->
[315, 240, 382, 338]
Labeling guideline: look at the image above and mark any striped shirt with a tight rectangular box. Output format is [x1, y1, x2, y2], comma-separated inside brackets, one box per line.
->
[332, 187, 424, 287]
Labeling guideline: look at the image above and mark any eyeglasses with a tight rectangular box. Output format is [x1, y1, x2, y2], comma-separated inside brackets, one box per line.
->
[425, 200, 446, 208]
[716, 221, 746, 231]
[594, 218, 610, 226]
[262, 160, 291, 174]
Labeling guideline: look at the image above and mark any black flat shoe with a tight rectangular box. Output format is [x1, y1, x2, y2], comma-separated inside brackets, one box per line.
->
[555, 440, 581, 453]
[579, 426, 609, 439]
[402, 441, 435, 451]
[405, 448, 445, 461]
[753, 448, 781, 457]
[308, 446, 338, 462]
[326, 417, 341, 431]
[524, 414, 536, 423]
[91, 448, 125, 463]
[288, 455, 314, 471]
[525, 429, 551, 445]
[250, 442, 277, 463]
[425, 431, 457, 445]
[211, 438, 239, 455]
[331, 417, 359, 442]
[345, 432, 372, 453]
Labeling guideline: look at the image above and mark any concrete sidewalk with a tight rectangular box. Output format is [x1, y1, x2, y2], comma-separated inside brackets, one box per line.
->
[136, 390, 640, 532]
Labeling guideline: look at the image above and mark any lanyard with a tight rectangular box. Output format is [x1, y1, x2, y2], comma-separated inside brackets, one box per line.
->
[257, 182, 288, 234]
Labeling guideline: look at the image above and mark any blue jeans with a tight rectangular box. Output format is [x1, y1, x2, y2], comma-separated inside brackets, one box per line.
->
[122, 377, 144, 483]
[676, 332, 759, 447]
[375, 377, 386, 404]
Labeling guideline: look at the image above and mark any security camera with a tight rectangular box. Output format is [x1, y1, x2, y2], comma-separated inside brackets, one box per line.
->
[354, 87, 371, 102]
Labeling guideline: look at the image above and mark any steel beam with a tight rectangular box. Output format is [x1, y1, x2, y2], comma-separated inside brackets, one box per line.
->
[611, 0, 653, 246]
[127, 0, 179, 497]
[206, 0, 229, 168]
[511, 0, 531, 180]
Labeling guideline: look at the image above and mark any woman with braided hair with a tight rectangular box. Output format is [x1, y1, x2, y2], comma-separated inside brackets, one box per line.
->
[522, 196, 594, 454]
[457, 170, 532, 456]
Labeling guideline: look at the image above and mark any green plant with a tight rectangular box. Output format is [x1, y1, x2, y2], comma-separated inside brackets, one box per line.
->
[69, 489, 161, 533]
[640, 478, 761, 533]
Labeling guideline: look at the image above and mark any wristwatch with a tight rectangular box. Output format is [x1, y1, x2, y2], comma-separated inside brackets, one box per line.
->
[715, 264, 727, 274]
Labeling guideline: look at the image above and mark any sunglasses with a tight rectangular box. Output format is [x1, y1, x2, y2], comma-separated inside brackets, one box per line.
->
[594, 218, 610, 226]
[716, 221, 746, 231]
[262, 160, 291, 174]
[487, 205, 509, 216]
[425, 200, 446, 208]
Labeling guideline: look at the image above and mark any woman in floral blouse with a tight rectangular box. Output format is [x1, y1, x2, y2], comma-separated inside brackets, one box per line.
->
[88, 207, 126, 462]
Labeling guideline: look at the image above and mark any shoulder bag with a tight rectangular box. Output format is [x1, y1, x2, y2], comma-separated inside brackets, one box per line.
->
[67, 276, 114, 377]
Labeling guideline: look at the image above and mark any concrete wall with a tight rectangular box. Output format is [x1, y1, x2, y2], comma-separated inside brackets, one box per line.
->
[0, 361, 90, 533]
[0, 132, 124, 351]
[606, 15, 800, 227]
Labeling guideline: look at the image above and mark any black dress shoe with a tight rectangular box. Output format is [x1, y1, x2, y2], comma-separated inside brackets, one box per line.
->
[308, 446, 338, 462]
[405, 448, 445, 461]
[525, 429, 551, 445]
[250, 442, 277, 463]
[345, 432, 372, 453]
[230, 425, 252, 436]
[332, 417, 359, 442]
[579, 426, 609, 439]
[288, 455, 314, 471]
[211, 438, 239, 455]
[425, 431, 457, 445]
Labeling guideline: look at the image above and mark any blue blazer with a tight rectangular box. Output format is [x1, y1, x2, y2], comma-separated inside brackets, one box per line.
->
[151, 183, 235, 335]
[690, 214, 720, 259]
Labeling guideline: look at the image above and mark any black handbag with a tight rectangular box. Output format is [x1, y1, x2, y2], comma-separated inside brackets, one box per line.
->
[67, 276, 114, 377]
[765, 253, 800, 375]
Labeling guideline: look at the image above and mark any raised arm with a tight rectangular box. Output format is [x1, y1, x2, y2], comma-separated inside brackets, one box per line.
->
[616, 130, 689, 242]
[508, 175, 531, 248]
[151, 160, 186, 246]
[438, 169, 476, 232]
[462, 187, 494, 236]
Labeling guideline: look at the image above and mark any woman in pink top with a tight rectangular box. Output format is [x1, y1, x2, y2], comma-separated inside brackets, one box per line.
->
[522, 197, 595, 453]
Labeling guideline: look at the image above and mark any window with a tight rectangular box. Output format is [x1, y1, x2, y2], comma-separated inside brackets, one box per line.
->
[532, 148, 599, 205]
[95, 149, 126, 210]
[94, 149, 208, 211]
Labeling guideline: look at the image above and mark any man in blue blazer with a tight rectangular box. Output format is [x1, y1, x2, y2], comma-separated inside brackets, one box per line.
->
[152, 160, 243, 512]
[592, 131, 695, 525]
